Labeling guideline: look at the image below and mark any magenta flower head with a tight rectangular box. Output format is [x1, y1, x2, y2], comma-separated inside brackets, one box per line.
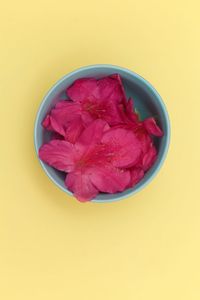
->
[42, 75, 126, 143]
[39, 119, 141, 202]
[39, 74, 164, 202]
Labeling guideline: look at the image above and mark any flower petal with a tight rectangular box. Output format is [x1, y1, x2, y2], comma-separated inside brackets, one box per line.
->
[128, 168, 144, 188]
[101, 99, 123, 126]
[135, 128, 152, 154]
[89, 166, 130, 193]
[101, 128, 141, 168]
[76, 119, 109, 154]
[49, 115, 66, 136]
[67, 78, 97, 102]
[54, 100, 71, 109]
[81, 110, 96, 126]
[65, 171, 98, 202]
[110, 74, 127, 104]
[143, 117, 163, 137]
[42, 100, 82, 137]
[67, 75, 126, 105]
[42, 114, 54, 131]
[81, 98, 123, 126]
[39, 140, 78, 172]
[125, 98, 139, 122]
[94, 76, 125, 103]
[142, 145, 157, 171]
[65, 117, 85, 144]
[118, 99, 139, 126]
[51, 101, 81, 126]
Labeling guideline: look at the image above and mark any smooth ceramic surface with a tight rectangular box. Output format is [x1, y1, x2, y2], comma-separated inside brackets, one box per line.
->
[34, 64, 170, 202]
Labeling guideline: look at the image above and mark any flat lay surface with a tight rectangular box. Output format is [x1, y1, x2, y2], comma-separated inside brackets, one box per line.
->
[1, 0, 200, 299]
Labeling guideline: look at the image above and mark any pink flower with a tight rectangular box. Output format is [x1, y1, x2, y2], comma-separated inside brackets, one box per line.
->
[39, 74, 164, 201]
[143, 117, 163, 137]
[120, 98, 139, 124]
[117, 97, 163, 172]
[42, 75, 126, 143]
[42, 101, 82, 142]
[39, 119, 141, 202]
[119, 97, 163, 137]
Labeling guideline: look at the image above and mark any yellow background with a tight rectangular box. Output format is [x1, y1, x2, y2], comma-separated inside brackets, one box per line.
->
[1, 0, 200, 299]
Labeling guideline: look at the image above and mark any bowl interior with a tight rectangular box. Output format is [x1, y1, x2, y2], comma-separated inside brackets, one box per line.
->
[35, 65, 170, 202]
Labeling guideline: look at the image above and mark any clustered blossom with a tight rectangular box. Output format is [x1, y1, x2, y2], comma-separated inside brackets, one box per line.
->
[39, 74, 163, 202]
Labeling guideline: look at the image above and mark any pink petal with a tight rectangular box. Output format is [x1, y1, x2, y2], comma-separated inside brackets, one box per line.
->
[49, 115, 66, 136]
[76, 119, 109, 154]
[128, 168, 144, 188]
[67, 75, 126, 105]
[81, 110, 96, 126]
[135, 128, 152, 154]
[89, 166, 130, 193]
[126, 98, 134, 114]
[65, 171, 98, 202]
[39, 140, 78, 172]
[102, 99, 123, 125]
[65, 117, 85, 144]
[94, 76, 126, 103]
[125, 98, 139, 122]
[51, 101, 81, 126]
[101, 128, 141, 168]
[118, 100, 138, 126]
[54, 100, 71, 109]
[110, 74, 127, 104]
[42, 114, 54, 131]
[143, 118, 163, 137]
[142, 145, 157, 171]
[81, 98, 123, 126]
[67, 78, 97, 103]
[42, 100, 82, 137]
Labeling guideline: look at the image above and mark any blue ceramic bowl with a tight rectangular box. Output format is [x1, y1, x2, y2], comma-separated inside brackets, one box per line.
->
[34, 64, 170, 203]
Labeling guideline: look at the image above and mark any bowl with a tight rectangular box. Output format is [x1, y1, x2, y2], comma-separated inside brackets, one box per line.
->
[34, 64, 170, 203]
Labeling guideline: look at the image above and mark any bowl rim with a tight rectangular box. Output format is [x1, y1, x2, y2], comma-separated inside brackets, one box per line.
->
[34, 64, 170, 203]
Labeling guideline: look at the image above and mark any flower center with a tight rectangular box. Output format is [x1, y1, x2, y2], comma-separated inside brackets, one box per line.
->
[75, 143, 116, 170]
[82, 100, 107, 118]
